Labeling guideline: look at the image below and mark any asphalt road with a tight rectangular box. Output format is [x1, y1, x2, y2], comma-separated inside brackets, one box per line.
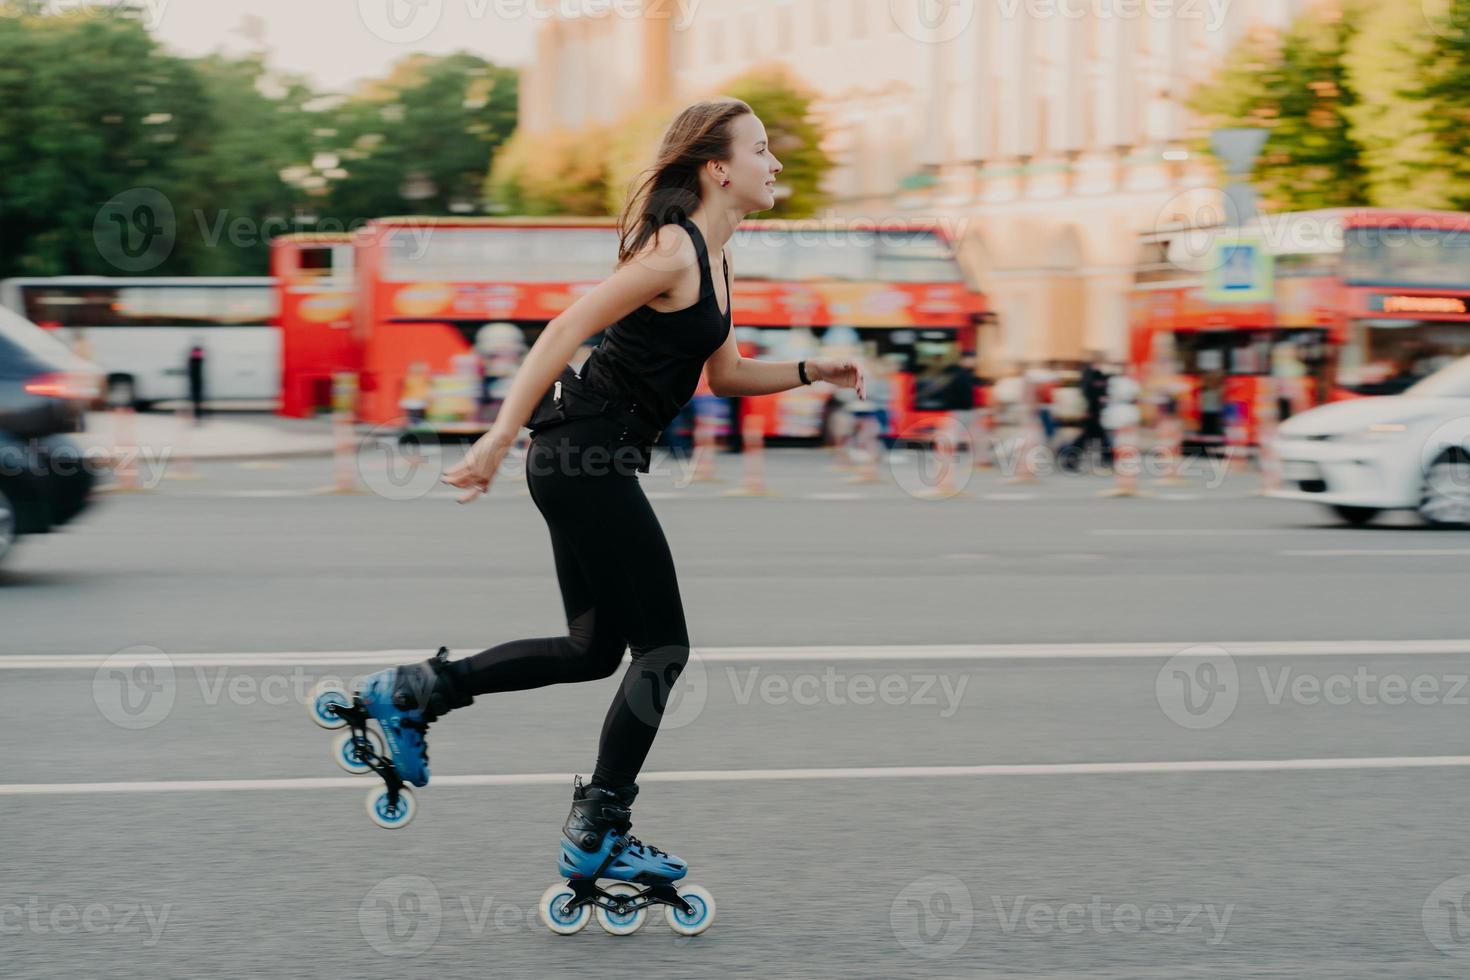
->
[3, 447, 1469, 977]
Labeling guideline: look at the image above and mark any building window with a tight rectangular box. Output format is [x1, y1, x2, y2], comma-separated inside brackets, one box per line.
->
[778, 4, 793, 51]
[814, 0, 830, 47]
[709, 17, 724, 63]
[852, 0, 867, 40]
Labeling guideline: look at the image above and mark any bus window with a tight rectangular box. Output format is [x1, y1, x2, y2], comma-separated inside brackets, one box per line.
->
[874, 231, 963, 283]
[1343, 226, 1470, 289]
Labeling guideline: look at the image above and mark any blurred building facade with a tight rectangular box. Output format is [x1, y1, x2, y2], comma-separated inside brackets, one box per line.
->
[519, 0, 1310, 373]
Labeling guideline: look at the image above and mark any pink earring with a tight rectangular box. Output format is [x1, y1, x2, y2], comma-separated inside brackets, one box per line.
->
[720, 177, 730, 187]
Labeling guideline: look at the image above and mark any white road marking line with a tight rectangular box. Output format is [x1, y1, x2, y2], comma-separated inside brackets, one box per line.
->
[1279, 548, 1470, 557]
[805, 492, 866, 500]
[5, 756, 1468, 797]
[983, 492, 1036, 501]
[7, 639, 1470, 670]
[1092, 529, 1303, 536]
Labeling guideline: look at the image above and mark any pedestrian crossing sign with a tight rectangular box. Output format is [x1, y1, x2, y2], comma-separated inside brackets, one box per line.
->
[1204, 234, 1273, 303]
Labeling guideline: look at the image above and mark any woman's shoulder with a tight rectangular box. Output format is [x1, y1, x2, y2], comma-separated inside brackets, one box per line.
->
[623, 221, 700, 272]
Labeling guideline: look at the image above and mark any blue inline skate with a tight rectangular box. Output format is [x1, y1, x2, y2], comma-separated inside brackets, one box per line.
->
[538, 776, 716, 936]
[307, 646, 471, 830]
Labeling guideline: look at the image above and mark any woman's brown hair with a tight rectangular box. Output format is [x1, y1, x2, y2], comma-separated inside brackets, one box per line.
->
[615, 98, 753, 268]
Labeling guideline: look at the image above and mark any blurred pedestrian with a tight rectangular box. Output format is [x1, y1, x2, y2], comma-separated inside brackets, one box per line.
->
[186, 338, 206, 424]
[944, 350, 978, 449]
[1025, 360, 1059, 447]
[1199, 368, 1226, 444]
[1062, 352, 1112, 470]
[399, 361, 431, 427]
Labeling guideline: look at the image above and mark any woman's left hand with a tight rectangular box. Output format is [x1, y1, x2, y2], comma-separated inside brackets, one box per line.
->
[809, 357, 866, 400]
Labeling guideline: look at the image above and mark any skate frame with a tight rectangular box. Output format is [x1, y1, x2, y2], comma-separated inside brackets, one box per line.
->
[330, 697, 408, 818]
[559, 878, 697, 918]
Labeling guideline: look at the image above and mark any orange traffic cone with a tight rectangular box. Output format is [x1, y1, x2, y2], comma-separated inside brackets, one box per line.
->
[163, 403, 203, 481]
[915, 416, 972, 499]
[1255, 381, 1282, 495]
[1100, 420, 1150, 498]
[106, 405, 144, 492]
[723, 414, 778, 497]
[691, 413, 722, 482]
[1151, 413, 1189, 487]
[845, 414, 882, 484]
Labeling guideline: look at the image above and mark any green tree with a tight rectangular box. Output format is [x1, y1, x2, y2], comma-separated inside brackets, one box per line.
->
[486, 124, 611, 216]
[1190, 4, 1368, 211]
[173, 53, 320, 274]
[0, 5, 212, 276]
[1411, 0, 1470, 209]
[320, 53, 517, 222]
[719, 66, 832, 218]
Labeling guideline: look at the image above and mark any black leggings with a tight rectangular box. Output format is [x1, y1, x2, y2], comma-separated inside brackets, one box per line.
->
[444, 416, 689, 788]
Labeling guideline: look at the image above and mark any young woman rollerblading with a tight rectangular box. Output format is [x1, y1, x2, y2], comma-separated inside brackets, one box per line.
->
[310, 98, 866, 933]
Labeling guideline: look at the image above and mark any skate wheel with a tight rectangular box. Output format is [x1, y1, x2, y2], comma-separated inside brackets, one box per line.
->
[596, 882, 647, 936]
[331, 728, 384, 775]
[538, 882, 590, 936]
[308, 682, 351, 730]
[364, 785, 416, 830]
[664, 883, 715, 936]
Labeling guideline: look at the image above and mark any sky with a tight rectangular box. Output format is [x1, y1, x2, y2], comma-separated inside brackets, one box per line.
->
[126, 0, 538, 91]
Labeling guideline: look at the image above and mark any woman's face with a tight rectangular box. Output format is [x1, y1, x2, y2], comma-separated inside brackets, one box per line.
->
[719, 112, 783, 213]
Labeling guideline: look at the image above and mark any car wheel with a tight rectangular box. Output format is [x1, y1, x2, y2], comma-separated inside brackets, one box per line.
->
[0, 484, 16, 565]
[1329, 505, 1380, 527]
[1418, 449, 1470, 528]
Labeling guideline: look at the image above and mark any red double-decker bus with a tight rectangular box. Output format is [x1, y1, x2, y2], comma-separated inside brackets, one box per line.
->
[1130, 208, 1470, 443]
[272, 233, 358, 418]
[337, 216, 986, 440]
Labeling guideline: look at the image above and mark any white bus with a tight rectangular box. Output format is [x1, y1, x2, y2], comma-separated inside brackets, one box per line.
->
[0, 277, 279, 409]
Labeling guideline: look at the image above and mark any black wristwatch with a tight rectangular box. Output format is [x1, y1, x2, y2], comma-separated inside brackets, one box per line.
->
[798, 360, 810, 385]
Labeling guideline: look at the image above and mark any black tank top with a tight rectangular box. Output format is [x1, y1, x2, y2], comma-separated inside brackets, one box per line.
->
[580, 217, 732, 430]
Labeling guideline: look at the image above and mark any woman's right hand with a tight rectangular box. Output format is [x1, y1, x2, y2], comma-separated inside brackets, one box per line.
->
[441, 435, 511, 504]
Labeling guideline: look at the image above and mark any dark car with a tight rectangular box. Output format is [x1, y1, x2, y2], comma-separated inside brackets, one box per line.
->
[0, 307, 103, 565]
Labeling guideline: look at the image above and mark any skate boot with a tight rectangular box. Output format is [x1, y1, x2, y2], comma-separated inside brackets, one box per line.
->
[357, 646, 473, 788]
[559, 777, 687, 883]
[537, 776, 715, 936]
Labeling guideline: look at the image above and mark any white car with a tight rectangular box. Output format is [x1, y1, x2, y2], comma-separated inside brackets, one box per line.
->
[1269, 356, 1470, 527]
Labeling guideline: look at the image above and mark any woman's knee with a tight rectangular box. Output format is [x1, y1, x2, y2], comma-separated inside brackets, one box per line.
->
[563, 608, 627, 682]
